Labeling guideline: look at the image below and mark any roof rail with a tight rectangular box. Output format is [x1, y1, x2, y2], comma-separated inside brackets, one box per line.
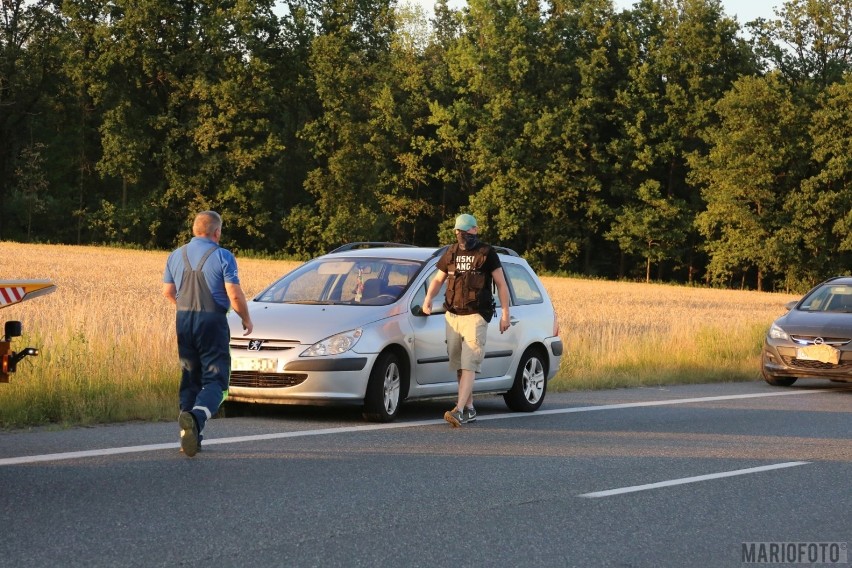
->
[429, 244, 520, 258]
[493, 246, 520, 257]
[328, 242, 417, 254]
[430, 245, 450, 259]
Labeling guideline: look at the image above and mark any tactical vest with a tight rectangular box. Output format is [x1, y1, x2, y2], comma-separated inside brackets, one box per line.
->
[443, 243, 493, 317]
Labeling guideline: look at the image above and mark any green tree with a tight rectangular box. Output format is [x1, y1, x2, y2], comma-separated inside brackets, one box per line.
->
[59, 0, 111, 244]
[291, 0, 400, 251]
[612, 0, 755, 280]
[91, 0, 286, 249]
[371, 3, 439, 244]
[414, 0, 467, 232]
[429, 0, 624, 271]
[605, 180, 689, 282]
[445, 0, 554, 250]
[790, 73, 852, 283]
[12, 143, 49, 241]
[0, 0, 65, 239]
[749, 0, 852, 91]
[691, 73, 809, 291]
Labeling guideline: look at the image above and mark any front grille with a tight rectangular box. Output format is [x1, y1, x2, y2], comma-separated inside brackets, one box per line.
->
[789, 335, 851, 346]
[230, 371, 308, 388]
[229, 338, 299, 351]
[780, 355, 852, 371]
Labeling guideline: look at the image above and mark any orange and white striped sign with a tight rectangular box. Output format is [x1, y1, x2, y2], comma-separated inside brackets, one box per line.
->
[0, 286, 25, 307]
[0, 280, 56, 309]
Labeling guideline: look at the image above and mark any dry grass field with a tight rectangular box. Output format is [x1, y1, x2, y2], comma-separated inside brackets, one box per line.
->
[0, 242, 798, 428]
[544, 276, 798, 389]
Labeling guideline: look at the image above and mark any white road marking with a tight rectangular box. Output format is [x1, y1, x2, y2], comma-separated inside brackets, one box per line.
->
[578, 461, 811, 498]
[524, 388, 852, 417]
[0, 387, 841, 466]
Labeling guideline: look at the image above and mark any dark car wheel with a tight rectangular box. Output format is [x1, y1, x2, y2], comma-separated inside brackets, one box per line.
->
[363, 351, 403, 422]
[216, 399, 250, 418]
[503, 347, 547, 412]
[761, 354, 797, 387]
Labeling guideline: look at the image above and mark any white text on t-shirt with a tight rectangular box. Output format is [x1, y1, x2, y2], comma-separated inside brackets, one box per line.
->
[455, 255, 476, 271]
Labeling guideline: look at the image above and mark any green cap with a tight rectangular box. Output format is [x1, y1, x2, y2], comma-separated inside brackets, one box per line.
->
[454, 214, 477, 231]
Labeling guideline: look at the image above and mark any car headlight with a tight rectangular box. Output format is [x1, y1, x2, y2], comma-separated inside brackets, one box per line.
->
[768, 323, 789, 340]
[302, 329, 363, 357]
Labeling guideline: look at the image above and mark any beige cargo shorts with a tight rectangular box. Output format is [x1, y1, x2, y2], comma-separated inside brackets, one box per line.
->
[446, 311, 488, 373]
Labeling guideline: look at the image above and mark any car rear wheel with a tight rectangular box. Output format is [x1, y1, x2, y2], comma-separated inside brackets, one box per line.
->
[363, 351, 403, 422]
[503, 347, 547, 412]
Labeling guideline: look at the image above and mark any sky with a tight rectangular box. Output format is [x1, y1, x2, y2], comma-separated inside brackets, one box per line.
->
[612, 0, 781, 24]
[408, 0, 782, 26]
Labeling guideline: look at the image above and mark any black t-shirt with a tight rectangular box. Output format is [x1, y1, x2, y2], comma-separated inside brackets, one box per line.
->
[437, 243, 502, 318]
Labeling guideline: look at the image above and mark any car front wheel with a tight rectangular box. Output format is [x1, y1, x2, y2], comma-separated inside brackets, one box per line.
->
[504, 347, 547, 412]
[762, 371, 797, 387]
[363, 351, 403, 422]
[217, 400, 248, 418]
[761, 353, 797, 387]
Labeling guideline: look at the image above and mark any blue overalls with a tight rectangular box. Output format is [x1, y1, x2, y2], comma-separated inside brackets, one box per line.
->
[176, 245, 230, 439]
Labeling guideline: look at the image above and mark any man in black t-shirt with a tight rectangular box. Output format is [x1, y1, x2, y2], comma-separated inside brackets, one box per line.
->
[423, 214, 511, 427]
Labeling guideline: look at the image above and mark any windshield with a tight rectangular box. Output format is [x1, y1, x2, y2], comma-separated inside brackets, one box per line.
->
[798, 284, 852, 313]
[256, 258, 423, 306]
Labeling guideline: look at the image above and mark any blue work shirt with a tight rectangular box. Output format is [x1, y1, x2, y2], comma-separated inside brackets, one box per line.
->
[163, 237, 240, 312]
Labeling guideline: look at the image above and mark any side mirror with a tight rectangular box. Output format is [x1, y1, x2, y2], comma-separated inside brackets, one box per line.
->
[784, 300, 798, 311]
[4, 321, 22, 341]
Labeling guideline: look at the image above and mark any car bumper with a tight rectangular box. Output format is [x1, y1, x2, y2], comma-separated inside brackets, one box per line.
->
[762, 338, 852, 380]
[544, 337, 563, 380]
[227, 351, 378, 403]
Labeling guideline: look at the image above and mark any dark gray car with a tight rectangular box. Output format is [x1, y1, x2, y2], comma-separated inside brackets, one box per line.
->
[762, 276, 852, 386]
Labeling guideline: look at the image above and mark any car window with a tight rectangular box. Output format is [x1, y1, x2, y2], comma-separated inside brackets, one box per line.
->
[387, 263, 419, 287]
[798, 284, 852, 313]
[411, 263, 540, 310]
[502, 262, 543, 305]
[256, 258, 421, 305]
[411, 269, 447, 312]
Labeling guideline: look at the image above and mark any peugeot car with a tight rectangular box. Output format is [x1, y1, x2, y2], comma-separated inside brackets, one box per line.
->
[226, 243, 563, 422]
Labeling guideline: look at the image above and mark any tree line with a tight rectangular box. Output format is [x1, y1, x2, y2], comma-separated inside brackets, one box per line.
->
[2, 0, 851, 291]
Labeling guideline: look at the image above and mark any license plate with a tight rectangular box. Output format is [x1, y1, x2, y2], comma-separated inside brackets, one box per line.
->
[232, 358, 278, 372]
[797, 344, 840, 364]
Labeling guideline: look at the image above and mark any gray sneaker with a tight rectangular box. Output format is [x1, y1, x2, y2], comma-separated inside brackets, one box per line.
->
[464, 407, 477, 423]
[444, 408, 465, 427]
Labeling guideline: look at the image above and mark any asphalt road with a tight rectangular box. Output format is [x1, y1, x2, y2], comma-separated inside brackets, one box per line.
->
[0, 381, 849, 568]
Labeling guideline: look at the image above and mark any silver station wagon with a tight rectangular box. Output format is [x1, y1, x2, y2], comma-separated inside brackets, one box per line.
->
[226, 243, 563, 422]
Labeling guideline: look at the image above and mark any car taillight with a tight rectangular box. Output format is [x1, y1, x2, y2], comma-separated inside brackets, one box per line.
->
[553, 314, 560, 337]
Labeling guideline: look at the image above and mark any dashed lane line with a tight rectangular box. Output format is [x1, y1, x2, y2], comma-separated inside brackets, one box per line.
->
[577, 461, 811, 498]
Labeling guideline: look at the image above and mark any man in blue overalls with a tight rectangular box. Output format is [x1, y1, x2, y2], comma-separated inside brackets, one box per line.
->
[163, 211, 253, 457]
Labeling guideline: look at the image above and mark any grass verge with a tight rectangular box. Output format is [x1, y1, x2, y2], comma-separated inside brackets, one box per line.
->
[0, 242, 796, 429]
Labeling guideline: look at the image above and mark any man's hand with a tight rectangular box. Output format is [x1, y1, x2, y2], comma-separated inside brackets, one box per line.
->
[242, 319, 253, 336]
[421, 270, 447, 317]
[162, 283, 177, 306]
[493, 267, 511, 334]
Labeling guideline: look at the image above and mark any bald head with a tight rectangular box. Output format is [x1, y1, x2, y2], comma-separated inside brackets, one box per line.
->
[192, 211, 222, 239]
